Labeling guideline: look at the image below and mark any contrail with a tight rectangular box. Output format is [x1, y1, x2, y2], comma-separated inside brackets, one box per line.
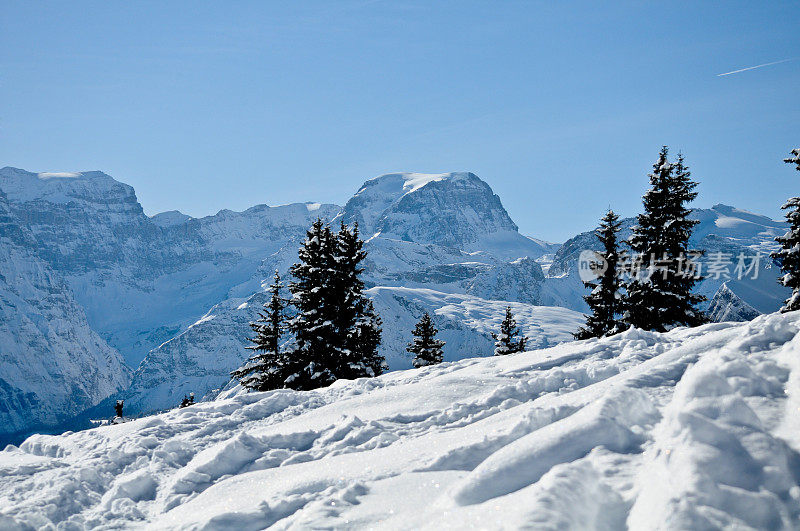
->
[717, 58, 793, 77]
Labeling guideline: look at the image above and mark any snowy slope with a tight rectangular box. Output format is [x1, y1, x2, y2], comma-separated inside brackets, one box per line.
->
[0, 191, 130, 437]
[121, 287, 584, 415]
[3, 312, 800, 529]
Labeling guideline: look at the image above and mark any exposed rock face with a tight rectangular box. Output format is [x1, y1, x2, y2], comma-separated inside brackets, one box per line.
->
[0, 167, 339, 366]
[0, 189, 130, 437]
[343, 172, 519, 247]
[0, 166, 338, 433]
[706, 284, 761, 322]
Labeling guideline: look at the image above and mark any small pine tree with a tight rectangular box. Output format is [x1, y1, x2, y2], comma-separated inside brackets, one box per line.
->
[773, 148, 800, 312]
[114, 400, 123, 418]
[231, 270, 288, 391]
[408, 313, 445, 367]
[493, 306, 527, 355]
[624, 148, 707, 331]
[345, 298, 385, 378]
[575, 209, 624, 339]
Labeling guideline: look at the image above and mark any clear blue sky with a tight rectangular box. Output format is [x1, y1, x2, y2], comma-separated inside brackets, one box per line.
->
[1, 1, 798, 242]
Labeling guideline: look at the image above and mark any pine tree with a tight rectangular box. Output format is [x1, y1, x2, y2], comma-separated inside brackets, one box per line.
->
[284, 219, 384, 390]
[773, 148, 800, 312]
[408, 313, 445, 367]
[231, 270, 287, 391]
[493, 306, 527, 355]
[346, 299, 385, 377]
[334, 222, 385, 379]
[624, 147, 707, 331]
[575, 209, 624, 339]
[286, 219, 338, 389]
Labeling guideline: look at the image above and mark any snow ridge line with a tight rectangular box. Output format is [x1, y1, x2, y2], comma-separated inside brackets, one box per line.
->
[2, 314, 800, 529]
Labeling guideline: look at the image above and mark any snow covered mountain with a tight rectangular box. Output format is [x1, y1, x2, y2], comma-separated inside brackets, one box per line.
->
[0, 166, 791, 433]
[0, 166, 339, 368]
[122, 172, 576, 415]
[340, 171, 555, 258]
[0, 190, 130, 438]
[3, 311, 799, 528]
[0, 166, 337, 438]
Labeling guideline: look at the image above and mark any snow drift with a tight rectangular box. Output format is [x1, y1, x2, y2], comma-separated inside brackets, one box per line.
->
[2, 312, 800, 529]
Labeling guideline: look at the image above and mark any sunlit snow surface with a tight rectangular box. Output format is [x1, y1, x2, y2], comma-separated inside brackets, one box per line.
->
[3, 312, 800, 529]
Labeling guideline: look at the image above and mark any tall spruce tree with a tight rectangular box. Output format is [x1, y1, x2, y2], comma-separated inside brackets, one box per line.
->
[284, 219, 384, 390]
[334, 221, 385, 379]
[287, 219, 338, 389]
[408, 313, 445, 367]
[493, 306, 527, 355]
[624, 148, 706, 331]
[575, 209, 624, 339]
[773, 148, 800, 312]
[231, 270, 288, 391]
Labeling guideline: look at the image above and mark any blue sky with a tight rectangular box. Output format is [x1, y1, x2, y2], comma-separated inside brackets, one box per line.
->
[1, 1, 797, 241]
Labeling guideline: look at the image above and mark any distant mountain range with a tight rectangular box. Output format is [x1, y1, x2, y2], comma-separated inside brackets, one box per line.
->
[0, 166, 788, 440]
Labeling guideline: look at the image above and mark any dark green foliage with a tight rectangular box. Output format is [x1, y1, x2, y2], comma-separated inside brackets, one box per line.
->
[773, 148, 800, 312]
[493, 306, 527, 355]
[286, 220, 339, 389]
[334, 222, 384, 380]
[624, 147, 707, 331]
[575, 209, 624, 339]
[408, 312, 445, 367]
[231, 270, 288, 391]
[282, 219, 384, 390]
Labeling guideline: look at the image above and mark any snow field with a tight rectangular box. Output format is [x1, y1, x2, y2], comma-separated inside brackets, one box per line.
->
[2, 312, 800, 529]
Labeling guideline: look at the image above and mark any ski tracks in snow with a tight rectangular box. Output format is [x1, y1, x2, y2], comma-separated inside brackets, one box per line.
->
[2, 314, 800, 528]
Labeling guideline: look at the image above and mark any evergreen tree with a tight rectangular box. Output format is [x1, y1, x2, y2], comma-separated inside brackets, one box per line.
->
[624, 147, 706, 331]
[284, 219, 384, 390]
[408, 313, 445, 367]
[286, 219, 338, 389]
[334, 222, 385, 379]
[346, 299, 385, 377]
[575, 209, 624, 339]
[493, 306, 527, 355]
[114, 400, 123, 418]
[231, 270, 288, 391]
[773, 148, 800, 312]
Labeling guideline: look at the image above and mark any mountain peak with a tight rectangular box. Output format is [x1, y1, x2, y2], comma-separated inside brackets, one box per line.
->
[0, 166, 138, 208]
[150, 210, 193, 227]
[362, 171, 477, 196]
[342, 171, 518, 247]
